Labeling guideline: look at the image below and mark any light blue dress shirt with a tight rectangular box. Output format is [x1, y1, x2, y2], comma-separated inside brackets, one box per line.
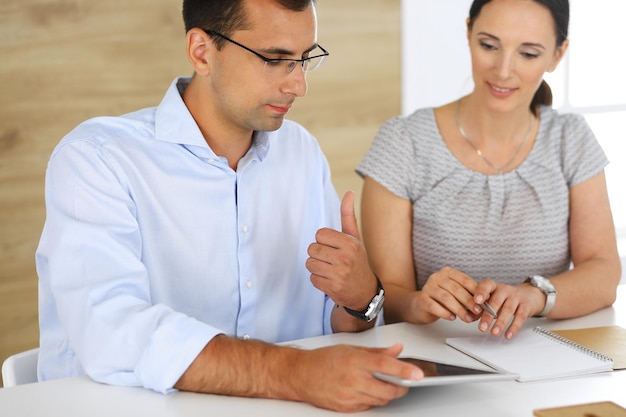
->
[36, 77, 341, 393]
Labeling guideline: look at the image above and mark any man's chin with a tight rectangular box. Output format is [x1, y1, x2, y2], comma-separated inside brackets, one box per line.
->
[256, 116, 286, 132]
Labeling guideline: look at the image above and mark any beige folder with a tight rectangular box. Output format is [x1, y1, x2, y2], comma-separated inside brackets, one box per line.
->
[552, 325, 626, 370]
[534, 401, 626, 417]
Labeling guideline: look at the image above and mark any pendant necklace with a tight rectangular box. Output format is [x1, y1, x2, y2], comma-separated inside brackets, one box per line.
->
[455, 99, 533, 175]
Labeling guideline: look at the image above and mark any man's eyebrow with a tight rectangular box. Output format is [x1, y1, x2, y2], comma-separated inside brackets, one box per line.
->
[258, 43, 319, 56]
[477, 31, 546, 50]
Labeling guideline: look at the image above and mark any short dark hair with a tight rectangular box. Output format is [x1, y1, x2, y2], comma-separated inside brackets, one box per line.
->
[467, 0, 569, 114]
[182, 0, 315, 49]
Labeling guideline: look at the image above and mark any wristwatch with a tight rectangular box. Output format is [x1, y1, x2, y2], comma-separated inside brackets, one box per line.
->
[343, 276, 385, 322]
[525, 275, 557, 317]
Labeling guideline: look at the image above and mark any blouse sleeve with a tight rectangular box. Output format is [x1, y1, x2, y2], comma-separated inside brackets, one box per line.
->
[356, 115, 416, 201]
[560, 112, 609, 187]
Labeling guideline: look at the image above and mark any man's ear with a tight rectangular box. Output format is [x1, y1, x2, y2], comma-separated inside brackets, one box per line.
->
[186, 28, 212, 75]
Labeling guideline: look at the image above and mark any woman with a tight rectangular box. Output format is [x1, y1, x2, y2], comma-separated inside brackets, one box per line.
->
[357, 0, 621, 340]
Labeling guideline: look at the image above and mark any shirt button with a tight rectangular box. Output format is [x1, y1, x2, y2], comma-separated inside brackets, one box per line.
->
[246, 280, 253, 289]
[242, 224, 249, 233]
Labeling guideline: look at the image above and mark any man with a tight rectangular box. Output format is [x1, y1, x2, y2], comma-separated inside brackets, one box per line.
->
[36, 0, 422, 412]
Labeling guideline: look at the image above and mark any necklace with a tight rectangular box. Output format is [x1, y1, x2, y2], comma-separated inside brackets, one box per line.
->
[455, 99, 533, 175]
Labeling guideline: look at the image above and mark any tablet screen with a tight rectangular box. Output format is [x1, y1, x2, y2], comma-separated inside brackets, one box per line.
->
[400, 357, 495, 376]
[373, 356, 517, 387]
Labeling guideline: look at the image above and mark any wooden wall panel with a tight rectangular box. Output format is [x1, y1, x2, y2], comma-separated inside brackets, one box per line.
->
[0, 0, 400, 383]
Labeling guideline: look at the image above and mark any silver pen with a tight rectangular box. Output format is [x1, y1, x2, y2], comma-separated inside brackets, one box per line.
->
[481, 302, 498, 318]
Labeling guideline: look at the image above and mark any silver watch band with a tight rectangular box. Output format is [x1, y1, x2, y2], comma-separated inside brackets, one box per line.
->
[526, 275, 557, 317]
[539, 289, 557, 317]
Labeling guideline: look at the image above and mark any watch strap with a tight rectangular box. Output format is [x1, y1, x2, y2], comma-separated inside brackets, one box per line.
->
[539, 290, 557, 317]
[526, 275, 557, 317]
[343, 276, 385, 322]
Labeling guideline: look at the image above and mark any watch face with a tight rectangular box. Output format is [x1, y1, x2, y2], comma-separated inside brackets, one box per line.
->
[365, 293, 384, 320]
[532, 276, 555, 293]
[344, 289, 384, 322]
[371, 294, 384, 314]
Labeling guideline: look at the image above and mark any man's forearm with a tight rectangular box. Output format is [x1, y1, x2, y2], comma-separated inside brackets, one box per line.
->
[174, 334, 301, 400]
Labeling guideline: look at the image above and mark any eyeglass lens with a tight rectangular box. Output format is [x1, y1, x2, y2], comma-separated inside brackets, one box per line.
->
[263, 52, 327, 75]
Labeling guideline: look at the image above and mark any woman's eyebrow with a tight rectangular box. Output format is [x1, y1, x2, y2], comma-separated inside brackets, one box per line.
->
[477, 31, 499, 41]
[477, 31, 546, 50]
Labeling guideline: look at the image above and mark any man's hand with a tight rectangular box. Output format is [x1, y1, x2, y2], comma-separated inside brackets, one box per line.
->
[295, 343, 422, 412]
[176, 336, 423, 413]
[306, 191, 378, 312]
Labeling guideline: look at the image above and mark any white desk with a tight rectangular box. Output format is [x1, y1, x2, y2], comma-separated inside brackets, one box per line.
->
[2, 286, 625, 416]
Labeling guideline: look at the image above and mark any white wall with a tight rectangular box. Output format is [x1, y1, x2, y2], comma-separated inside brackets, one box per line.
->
[401, 0, 473, 114]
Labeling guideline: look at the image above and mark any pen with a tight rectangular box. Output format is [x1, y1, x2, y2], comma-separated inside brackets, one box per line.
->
[481, 302, 498, 318]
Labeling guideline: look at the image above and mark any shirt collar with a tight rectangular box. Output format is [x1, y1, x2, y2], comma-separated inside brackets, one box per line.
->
[155, 76, 271, 161]
[154, 77, 207, 148]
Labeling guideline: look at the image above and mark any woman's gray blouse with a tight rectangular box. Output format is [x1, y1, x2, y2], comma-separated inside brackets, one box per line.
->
[357, 106, 608, 289]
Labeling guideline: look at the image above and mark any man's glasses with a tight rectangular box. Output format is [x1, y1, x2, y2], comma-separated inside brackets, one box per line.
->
[204, 29, 329, 76]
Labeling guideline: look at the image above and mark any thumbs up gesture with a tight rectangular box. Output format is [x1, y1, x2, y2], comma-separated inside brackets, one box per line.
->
[306, 191, 379, 315]
[339, 190, 361, 239]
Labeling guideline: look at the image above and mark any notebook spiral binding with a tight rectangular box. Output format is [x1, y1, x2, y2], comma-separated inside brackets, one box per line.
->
[533, 326, 614, 363]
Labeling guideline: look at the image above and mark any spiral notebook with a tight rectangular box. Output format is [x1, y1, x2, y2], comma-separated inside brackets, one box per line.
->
[446, 326, 614, 382]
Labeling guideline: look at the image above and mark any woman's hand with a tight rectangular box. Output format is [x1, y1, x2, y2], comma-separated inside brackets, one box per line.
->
[415, 267, 485, 324]
[473, 279, 547, 339]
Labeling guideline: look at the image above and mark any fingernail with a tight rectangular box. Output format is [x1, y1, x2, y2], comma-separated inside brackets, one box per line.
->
[506, 332, 514, 340]
[492, 327, 501, 336]
[480, 322, 488, 332]
[412, 369, 424, 380]
[475, 295, 484, 303]
[473, 305, 481, 313]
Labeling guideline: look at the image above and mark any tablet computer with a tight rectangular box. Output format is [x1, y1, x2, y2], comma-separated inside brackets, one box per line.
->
[373, 356, 517, 387]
